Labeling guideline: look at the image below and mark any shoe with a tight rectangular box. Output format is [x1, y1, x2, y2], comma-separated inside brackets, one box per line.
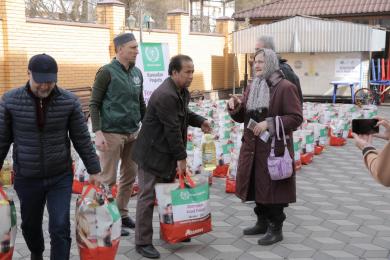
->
[121, 229, 130, 236]
[136, 244, 160, 259]
[182, 238, 191, 242]
[243, 217, 268, 235]
[257, 223, 283, 246]
[31, 252, 43, 260]
[122, 216, 135, 229]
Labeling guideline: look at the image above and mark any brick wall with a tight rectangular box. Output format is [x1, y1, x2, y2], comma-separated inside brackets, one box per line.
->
[0, 0, 236, 95]
[0, 19, 5, 93]
[25, 19, 111, 89]
[184, 33, 225, 91]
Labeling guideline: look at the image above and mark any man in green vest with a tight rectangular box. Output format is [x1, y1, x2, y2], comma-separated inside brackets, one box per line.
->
[89, 33, 146, 237]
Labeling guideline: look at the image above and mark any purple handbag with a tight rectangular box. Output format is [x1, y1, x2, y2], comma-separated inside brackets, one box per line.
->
[267, 116, 293, 180]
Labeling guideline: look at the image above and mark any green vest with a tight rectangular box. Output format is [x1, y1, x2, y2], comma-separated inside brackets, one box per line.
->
[100, 59, 143, 133]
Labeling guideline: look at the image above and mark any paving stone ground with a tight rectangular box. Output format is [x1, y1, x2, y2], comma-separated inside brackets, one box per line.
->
[9, 106, 390, 260]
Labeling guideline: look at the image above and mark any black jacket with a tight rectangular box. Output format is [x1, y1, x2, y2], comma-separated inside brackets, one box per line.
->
[279, 58, 303, 104]
[132, 77, 205, 180]
[0, 84, 101, 179]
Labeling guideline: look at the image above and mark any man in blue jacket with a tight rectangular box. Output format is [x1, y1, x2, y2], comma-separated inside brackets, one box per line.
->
[0, 54, 101, 260]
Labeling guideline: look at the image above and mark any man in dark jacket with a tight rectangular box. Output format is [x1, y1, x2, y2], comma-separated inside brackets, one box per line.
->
[132, 54, 211, 259]
[0, 54, 101, 260]
[89, 33, 146, 236]
[253, 35, 303, 104]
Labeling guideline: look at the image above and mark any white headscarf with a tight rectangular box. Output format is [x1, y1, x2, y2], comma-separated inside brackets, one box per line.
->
[246, 49, 279, 112]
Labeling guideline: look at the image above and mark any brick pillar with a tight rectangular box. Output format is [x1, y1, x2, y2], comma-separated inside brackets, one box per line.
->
[0, 1, 6, 94]
[1, 0, 28, 92]
[96, 0, 126, 58]
[216, 17, 235, 89]
[167, 9, 189, 54]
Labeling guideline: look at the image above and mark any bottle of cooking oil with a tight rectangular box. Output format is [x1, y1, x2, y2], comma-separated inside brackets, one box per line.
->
[202, 134, 216, 171]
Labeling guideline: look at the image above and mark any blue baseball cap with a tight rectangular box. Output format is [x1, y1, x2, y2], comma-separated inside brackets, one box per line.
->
[28, 54, 58, 83]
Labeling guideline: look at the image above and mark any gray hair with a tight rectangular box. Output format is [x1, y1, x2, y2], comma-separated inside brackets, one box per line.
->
[254, 48, 279, 79]
[256, 36, 275, 51]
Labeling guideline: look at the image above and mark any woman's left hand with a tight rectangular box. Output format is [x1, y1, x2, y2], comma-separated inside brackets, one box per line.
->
[253, 121, 268, 136]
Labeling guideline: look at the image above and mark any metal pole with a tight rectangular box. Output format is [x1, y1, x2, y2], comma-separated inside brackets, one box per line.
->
[233, 53, 236, 95]
[244, 54, 248, 90]
[200, 0, 203, 31]
[190, 0, 193, 31]
[139, 0, 143, 43]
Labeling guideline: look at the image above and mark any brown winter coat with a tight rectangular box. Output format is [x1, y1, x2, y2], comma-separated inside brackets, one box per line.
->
[132, 77, 205, 180]
[229, 71, 303, 203]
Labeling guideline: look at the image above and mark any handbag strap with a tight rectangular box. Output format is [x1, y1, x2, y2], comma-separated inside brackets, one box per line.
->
[270, 116, 279, 155]
[275, 116, 288, 146]
[271, 116, 288, 154]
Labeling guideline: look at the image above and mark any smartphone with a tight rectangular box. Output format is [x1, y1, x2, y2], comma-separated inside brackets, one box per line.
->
[247, 118, 257, 131]
[247, 118, 270, 142]
[352, 119, 379, 135]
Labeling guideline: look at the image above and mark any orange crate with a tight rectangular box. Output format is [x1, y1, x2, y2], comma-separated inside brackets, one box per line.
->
[314, 145, 324, 155]
[300, 153, 314, 165]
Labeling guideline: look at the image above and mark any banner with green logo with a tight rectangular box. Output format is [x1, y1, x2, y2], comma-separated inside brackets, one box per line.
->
[136, 42, 170, 103]
[155, 181, 211, 223]
[171, 184, 210, 222]
[141, 43, 165, 71]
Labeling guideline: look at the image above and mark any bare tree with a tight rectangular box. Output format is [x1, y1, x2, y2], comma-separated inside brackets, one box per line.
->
[119, 0, 184, 29]
[25, 0, 95, 22]
[70, 0, 81, 21]
[235, 0, 271, 12]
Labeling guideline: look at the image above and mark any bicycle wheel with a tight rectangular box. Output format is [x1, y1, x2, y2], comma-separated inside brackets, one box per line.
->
[354, 88, 375, 106]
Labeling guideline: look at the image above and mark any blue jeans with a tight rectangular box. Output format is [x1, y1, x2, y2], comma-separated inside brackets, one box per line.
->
[14, 173, 73, 260]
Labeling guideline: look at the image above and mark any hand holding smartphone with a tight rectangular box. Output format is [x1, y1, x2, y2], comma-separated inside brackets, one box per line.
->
[247, 118, 257, 131]
[247, 119, 270, 142]
[352, 119, 379, 135]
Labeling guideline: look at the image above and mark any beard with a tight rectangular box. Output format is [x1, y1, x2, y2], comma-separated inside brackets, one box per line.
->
[32, 88, 53, 98]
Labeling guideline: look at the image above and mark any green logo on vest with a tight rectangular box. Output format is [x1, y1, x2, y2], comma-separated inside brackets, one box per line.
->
[141, 43, 164, 71]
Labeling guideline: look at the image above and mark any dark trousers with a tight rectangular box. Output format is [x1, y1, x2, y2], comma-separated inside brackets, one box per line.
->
[135, 167, 173, 245]
[255, 203, 287, 226]
[135, 167, 157, 245]
[14, 173, 73, 260]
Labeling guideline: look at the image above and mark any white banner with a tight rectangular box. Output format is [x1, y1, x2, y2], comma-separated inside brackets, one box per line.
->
[335, 58, 361, 80]
[136, 42, 170, 104]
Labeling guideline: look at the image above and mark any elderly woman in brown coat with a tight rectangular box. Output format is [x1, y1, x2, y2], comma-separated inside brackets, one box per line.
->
[228, 48, 303, 245]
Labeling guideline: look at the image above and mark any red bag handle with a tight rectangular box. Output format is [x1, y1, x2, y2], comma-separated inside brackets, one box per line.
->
[185, 173, 195, 188]
[178, 170, 195, 189]
[0, 187, 9, 201]
[80, 184, 101, 203]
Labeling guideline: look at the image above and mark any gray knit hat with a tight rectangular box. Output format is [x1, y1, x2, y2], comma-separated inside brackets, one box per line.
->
[113, 33, 136, 48]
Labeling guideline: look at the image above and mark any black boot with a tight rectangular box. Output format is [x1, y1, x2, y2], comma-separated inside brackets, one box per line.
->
[122, 216, 135, 229]
[31, 252, 43, 260]
[243, 216, 268, 235]
[136, 244, 160, 259]
[257, 222, 283, 245]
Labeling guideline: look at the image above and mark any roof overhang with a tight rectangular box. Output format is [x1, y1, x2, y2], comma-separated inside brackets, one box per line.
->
[232, 16, 387, 53]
